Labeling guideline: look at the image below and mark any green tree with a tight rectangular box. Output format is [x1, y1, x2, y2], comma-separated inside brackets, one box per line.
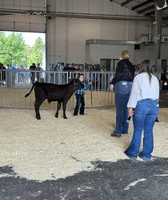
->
[24, 45, 32, 68]
[5, 33, 26, 66]
[0, 32, 26, 66]
[0, 32, 9, 65]
[28, 37, 44, 67]
[0, 32, 44, 68]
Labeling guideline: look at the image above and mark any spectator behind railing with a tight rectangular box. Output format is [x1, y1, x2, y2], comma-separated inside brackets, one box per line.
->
[55, 62, 61, 71]
[18, 65, 25, 84]
[36, 63, 43, 82]
[60, 62, 65, 71]
[0, 62, 6, 84]
[63, 63, 70, 71]
[50, 64, 55, 83]
[29, 63, 36, 84]
[69, 63, 76, 71]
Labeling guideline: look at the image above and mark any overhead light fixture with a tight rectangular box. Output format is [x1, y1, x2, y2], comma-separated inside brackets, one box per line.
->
[155, 0, 167, 10]
[30, 10, 45, 16]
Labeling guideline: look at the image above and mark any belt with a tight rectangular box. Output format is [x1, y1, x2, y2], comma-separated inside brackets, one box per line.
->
[145, 98, 157, 101]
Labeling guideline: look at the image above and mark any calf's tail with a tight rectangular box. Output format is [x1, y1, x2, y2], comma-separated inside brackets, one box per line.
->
[25, 82, 38, 97]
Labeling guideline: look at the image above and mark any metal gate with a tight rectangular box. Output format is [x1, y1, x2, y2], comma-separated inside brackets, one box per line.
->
[0, 69, 115, 109]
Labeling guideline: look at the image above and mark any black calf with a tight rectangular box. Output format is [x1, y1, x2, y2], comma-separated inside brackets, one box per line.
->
[25, 79, 84, 119]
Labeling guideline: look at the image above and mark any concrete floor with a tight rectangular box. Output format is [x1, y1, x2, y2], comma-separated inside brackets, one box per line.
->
[1, 157, 168, 200]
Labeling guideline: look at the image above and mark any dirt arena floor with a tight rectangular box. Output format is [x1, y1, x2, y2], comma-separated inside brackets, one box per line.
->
[1, 107, 117, 181]
[0, 90, 168, 199]
[0, 107, 167, 178]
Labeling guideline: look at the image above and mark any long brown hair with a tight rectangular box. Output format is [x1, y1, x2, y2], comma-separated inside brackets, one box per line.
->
[140, 59, 152, 83]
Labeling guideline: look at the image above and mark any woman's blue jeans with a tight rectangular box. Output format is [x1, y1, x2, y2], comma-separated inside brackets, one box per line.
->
[114, 81, 133, 134]
[125, 99, 159, 159]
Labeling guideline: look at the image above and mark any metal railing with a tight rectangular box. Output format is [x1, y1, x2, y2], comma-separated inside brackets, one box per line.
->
[0, 70, 69, 87]
[0, 69, 115, 109]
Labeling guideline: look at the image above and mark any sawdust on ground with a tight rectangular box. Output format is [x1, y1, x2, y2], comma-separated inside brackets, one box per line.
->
[0, 107, 167, 181]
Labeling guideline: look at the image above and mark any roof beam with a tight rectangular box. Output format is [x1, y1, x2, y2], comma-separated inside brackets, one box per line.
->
[162, 23, 168, 28]
[121, 0, 133, 7]
[138, 5, 155, 14]
[132, 0, 154, 10]
[145, 11, 155, 16]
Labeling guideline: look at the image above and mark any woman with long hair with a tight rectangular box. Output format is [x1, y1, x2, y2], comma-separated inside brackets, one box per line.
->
[125, 59, 159, 161]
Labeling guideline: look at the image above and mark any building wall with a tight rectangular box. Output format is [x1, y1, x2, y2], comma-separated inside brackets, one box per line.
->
[0, 0, 46, 32]
[46, 16, 136, 66]
[0, 0, 168, 69]
[46, 0, 137, 67]
[45, 0, 168, 68]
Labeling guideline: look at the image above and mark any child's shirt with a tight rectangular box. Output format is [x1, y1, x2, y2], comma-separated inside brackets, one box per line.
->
[75, 83, 90, 95]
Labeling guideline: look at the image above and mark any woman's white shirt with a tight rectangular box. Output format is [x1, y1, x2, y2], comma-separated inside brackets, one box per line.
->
[127, 73, 159, 108]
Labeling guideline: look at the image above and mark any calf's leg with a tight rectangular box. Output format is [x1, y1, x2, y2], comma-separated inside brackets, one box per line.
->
[55, 102, 61, 118]
[34, 98, 45, 120]
[63, 101, 67, 119]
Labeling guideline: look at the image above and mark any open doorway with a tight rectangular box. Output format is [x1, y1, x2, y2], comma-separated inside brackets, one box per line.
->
[0, 31, 46, 70]
[100, 59, 111, 71]
[100, 59, 119, 72]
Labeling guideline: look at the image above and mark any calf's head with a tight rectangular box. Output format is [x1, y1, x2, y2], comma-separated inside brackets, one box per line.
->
[71, 78, 84, 89]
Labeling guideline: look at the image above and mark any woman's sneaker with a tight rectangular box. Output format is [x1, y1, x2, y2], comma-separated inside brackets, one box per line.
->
[111, 133, 121, 137]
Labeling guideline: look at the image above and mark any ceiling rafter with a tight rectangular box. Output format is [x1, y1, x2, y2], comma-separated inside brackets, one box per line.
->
[132, 0, 154, 10]
[121, 0, 134, 7]
[112, 0, 168, 18]
[138, 5, 155, 14]
[145, 10, 155, 16]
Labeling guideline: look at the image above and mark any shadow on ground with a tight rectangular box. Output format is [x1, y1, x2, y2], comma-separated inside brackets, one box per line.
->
[0, 157, 168, 200]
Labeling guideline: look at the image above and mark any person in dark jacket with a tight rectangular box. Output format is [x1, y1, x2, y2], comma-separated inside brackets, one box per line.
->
[110, 50, 135, 137]
[29, 63, 37, 84]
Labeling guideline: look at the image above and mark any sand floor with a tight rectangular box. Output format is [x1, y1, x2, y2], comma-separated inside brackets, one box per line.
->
[0, 107, 168, 182]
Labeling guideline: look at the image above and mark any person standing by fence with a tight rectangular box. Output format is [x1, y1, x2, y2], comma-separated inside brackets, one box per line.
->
[124, 60, 159, 160]
[0, 63, 6, 84]
[36, 63, 43, 82]
[29, 63, 36, 84]
[73, 73, 91, 116]
[110, 50, 135, 137]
